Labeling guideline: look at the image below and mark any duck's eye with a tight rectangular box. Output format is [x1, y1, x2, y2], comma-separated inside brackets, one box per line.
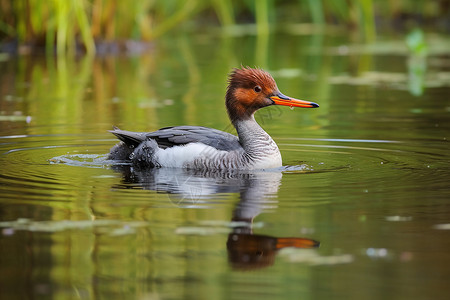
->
[254, 85, 262, 93]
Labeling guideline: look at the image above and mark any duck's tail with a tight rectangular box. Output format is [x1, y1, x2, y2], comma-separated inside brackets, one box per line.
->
[108, 127, 159, 167]
[109, 126, 146, 147]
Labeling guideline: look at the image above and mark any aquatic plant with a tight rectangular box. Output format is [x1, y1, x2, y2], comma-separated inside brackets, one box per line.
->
[0, 0, 445, 55]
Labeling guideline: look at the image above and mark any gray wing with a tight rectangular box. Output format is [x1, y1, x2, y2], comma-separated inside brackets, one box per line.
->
[110, 126, 241, 151]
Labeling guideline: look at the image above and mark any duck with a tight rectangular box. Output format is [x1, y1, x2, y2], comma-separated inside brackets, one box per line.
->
[108, 67, 318, 170]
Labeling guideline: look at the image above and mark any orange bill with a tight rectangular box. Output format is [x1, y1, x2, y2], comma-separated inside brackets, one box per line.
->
[276, 237, 320, 249]
[270, 93, 319, 108]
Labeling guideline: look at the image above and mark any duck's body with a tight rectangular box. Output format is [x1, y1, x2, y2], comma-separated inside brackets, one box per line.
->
[109, 67, 318, 170]
[109, 119, 281, 169]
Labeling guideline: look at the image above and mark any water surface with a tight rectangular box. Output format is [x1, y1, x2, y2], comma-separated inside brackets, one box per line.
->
[1, 31, 449, 299]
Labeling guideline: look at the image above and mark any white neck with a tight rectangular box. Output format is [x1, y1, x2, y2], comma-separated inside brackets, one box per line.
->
[234, 115, 282, 168]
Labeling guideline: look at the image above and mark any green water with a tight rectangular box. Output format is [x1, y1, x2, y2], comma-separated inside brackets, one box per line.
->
[1, 31, 449, 300]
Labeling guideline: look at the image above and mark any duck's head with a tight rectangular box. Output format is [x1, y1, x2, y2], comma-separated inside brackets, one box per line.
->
[225, 67, 319, 123]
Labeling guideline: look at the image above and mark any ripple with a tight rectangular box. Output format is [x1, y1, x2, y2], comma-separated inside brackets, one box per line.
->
[0, 218, 149, 235]
[0, 134, 448, 208]
[49, 153, 111, 168]
[0, 134, 115, 204]
[281, 164, 314, 173]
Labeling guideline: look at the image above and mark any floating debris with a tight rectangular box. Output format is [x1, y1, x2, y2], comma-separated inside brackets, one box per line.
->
[198, 220, 264, 229]
[175, 226, 230, 236]
[109, 225, 137, 236]
[0, 218, 148, 235]
[366, 247, 390, 259]
[385, 216, 413, 222]
[174, 219, 268, 236]
[328, 71, 450, 89]
[433, 224, 450, 230]
[279, 248, 354, 265]
[0, 115, 32, 122]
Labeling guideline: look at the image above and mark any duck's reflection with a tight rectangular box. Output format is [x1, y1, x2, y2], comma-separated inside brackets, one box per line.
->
[228, 200, 319, 270]
[112, 165, 320, 270]
[227, 230, 319, 270]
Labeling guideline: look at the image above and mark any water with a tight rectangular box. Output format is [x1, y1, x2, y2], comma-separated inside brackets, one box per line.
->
[1, 31, 450, 299]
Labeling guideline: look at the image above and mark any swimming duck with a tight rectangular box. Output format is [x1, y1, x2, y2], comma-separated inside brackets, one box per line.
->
[109, 67, 318, 169]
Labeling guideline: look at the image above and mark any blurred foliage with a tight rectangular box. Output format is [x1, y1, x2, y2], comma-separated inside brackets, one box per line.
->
[0, 0, 448, 55]
[2, 29, 449, 139]
[406, 28, 428, 56]
[406, 29, 428, 96]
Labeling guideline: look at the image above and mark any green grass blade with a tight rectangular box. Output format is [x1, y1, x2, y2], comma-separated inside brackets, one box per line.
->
[255, 0, 269, 35]
[307, 0, 325, 25]
[73, 0, 96, 54]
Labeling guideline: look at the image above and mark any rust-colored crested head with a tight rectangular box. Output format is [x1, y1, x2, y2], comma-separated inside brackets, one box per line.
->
[225, 67, 319, 124]
[225, 67, 279, 123]
[228, 67, 277, 92]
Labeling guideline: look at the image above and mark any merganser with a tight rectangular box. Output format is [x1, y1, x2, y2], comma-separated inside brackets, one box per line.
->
[108, 67, 319, 170]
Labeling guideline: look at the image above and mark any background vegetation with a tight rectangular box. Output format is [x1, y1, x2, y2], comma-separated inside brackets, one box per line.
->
[0, 0, 448, 55]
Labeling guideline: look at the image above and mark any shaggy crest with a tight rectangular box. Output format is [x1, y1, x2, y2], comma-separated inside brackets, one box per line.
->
[225, 67, 279, 122]
[227, 67, 277, 91]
